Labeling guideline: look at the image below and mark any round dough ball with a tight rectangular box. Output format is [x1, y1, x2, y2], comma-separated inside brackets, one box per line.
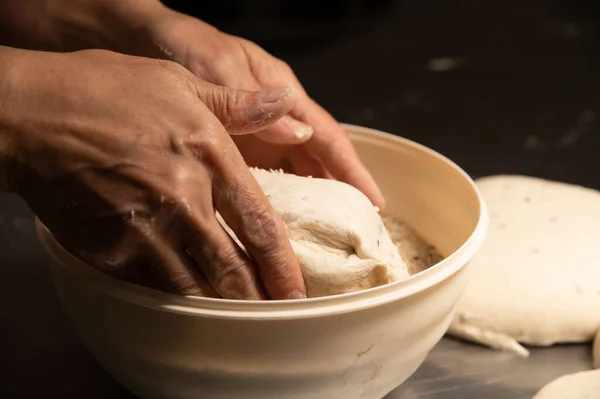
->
[448, 175, 600, 356]
[218, 168, 409, 298]
[533, 370, 600, 399]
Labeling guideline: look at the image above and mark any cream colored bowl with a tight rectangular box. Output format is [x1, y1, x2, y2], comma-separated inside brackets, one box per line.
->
[36, 124, 487, 399]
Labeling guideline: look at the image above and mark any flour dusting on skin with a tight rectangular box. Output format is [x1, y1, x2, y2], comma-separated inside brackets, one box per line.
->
[180, 198, 192, 215]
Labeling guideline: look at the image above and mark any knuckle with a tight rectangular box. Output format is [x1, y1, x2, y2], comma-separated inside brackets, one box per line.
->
[242, 206, 283, 254]
[87, 246, 135, 279]
[275, 58, 293, 73]
[151, 60, 195, 89]
[208, 247, 257, 297]
[173, 196, 193, 217]
[183, 128, 215, 159]
[169, 271, 203, 295]
[165, 164, 191, 191]
[151, 170, 195, 214]
[192, 130, 225, 166]
[160, 59, 189, 76]
[213, 87, 239, 128]
[159, 174, 212, 220]
[261, 251, 295, 281]
[211, 249, 245, 281]
[240, 38, 259, 50]
[254, 58, 293, 83]
[212, 45, 244, 71]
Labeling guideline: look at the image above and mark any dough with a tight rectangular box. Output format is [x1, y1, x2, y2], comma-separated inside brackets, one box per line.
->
[533, 370, 600, 399]
[448, 175, 600, 356]
[382, 216, 443, 275]
[219, 169, 410, 298]
[594, 330, 600, 369]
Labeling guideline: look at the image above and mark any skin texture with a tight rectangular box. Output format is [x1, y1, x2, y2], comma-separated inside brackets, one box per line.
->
[140, 12, 385, 207]
[0, 46, 306, 299]
[0, 0, 384, 207]
[0, 0, 384, 299]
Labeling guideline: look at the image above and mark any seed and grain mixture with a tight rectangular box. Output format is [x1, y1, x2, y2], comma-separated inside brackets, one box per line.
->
[382, 215, 444, 275]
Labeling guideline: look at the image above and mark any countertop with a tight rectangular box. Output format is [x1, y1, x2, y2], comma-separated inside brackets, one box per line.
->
[1, 0, 598, 397]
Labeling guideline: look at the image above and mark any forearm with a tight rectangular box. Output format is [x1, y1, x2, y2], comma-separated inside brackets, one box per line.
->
[0, 0, 167, 53]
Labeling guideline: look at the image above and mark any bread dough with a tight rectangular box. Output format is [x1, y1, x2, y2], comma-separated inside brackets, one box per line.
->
[533, 370, 600, 399]
[382, 216, 443, 275]
[448, 175, 600, 356]
[594, 329, 600, 369]
[219, 169, 409, 298]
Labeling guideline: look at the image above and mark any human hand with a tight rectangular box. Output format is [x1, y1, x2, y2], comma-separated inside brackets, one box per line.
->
[1, 47, 306, 300]
[134, 8, 385, 207]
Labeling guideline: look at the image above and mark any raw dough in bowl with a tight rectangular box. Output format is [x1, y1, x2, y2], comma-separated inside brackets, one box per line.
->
[219, 168, 410, 298]
[533, 370, 600, 399]
[448, 175, 600, 356]
[37, 124, 487, 399]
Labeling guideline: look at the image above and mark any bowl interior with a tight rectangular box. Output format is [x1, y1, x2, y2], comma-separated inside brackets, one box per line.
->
[348, 124, 481, 258]
[36, 124, 487, 317]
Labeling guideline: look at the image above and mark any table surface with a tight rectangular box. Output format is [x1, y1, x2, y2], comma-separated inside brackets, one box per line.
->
[1, 0, 599, 398]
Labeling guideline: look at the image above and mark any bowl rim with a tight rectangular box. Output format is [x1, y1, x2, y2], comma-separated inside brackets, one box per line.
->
[36, 123, 488, 320]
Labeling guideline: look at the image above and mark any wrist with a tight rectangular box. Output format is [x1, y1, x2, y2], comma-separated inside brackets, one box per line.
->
[0, 0, 170, 53]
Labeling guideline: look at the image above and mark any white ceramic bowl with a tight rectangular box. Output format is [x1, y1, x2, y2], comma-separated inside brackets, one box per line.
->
[36, 124, 487, 399]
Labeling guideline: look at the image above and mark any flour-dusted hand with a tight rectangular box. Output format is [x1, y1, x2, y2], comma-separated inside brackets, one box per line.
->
[130, 5, 385, 208]
[0, 47, 306, 300]
[0, 0, 384, 207]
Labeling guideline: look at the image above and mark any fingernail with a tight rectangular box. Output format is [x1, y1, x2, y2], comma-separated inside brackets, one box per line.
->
[287, 290, 307, 300]
[280, 116, 314, 140]
[260, 86, 296, 103]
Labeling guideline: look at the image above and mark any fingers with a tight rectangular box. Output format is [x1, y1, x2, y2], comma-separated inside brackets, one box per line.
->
[287, 146, 328, 179]
[182, 214, 266, 300]
[240, 43, 385, 206]
[54, 201, 218, 298]
[195, 82, 300, 135]
[292, 98, 386, 208]
[254, 115, 313, 144]
[139, 233, 218, 297]
[211, 148, 306, 300]
[192, 65, 314, 143]
[231, 135, 289, 170]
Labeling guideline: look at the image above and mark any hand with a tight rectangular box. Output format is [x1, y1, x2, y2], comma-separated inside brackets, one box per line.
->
[1, 48, 306, 300]
[135, 8, 385, 207]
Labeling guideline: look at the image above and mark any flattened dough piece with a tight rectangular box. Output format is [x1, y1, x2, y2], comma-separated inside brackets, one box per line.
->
[533, 370, 600, 399]
[448, 175, 600, 356]
[219, 169, 409, 298]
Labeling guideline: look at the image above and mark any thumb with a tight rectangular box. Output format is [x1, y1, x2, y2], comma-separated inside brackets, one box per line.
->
[197, 83, 299, 135]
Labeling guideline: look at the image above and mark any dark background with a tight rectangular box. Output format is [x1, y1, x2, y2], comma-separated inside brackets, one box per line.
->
[161, 0, 600, 188]
[1, 0, 599, 398]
